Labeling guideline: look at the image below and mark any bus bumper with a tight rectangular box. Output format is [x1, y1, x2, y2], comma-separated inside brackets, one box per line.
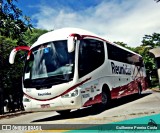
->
[23, 94, 82, 112]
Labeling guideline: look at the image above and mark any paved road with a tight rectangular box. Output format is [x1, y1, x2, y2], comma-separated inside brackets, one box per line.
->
[0, 90, 160, 130]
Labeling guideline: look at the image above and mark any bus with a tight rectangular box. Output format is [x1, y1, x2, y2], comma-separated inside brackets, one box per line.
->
[9, 28, 148, 115]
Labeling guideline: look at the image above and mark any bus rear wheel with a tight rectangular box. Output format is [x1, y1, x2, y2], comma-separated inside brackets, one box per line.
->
[56, 110, 71, 115]
[102, 91, 108, 106]
[138, 83, 142, 96]
[102, 90, 110, 107]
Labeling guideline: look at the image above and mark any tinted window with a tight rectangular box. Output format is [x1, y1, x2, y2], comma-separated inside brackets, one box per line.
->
[23, 40, 75, 88]
[107, 43, 142, 65]
[78, 39, 105, 78]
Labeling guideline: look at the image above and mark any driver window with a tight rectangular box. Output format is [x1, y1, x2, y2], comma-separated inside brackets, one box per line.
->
[78, 39, 105, 78]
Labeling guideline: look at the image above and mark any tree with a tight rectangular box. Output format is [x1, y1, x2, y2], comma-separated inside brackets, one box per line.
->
[139, 33, 160, 86]
[0, 0, 33, 114]
[113, 38, 158, 76]
[24, 29, 48, 45]
[135, 33, 160, 71]
[0, 0, 32, 40]
[141, 33, 160, 71]
[114, 41, 128, 47]
[114, 41, 135, 51]
[134, 46, 156, 71]
[142, 33, 160, 48]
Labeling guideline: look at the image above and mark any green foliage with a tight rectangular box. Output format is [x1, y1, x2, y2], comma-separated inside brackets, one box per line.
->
[114, 41, 127, 47]
[116, 33, 160, 86]
[0, 0, 33, 40]
[24, 29, 48, 46]
[0, 0, 33, 98]
[114, 41, 135, 52]
[0, 36, 23, 95]
[142, 33, 160, 47]
[114, 33, 160, 73]
[134, 46, 155, 71]
[0, 28, 48, 97]
[141, 33, 160, 71]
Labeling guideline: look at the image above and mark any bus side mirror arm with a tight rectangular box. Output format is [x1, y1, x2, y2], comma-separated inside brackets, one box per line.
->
[9, 46, 30, 64]
[67, 34, 81, 53]
[9, 49, 17, 64]
[67, 35, 75, 53]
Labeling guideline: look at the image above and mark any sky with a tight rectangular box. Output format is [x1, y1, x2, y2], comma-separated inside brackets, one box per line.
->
[17, 0, 160, 47]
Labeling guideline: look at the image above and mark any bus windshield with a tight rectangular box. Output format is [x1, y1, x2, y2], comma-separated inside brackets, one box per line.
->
[24, 40, 75, 88]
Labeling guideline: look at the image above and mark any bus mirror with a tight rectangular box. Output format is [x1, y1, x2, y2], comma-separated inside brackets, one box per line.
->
[67, 36, 75, 53]
[9, 49, 17, 64]
[9, 46, 30, 64]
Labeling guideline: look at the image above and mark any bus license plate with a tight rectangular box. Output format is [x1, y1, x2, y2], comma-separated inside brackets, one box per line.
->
[41, 104, 50, 108]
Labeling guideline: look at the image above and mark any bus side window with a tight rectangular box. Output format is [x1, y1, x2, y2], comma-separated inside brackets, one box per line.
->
[107, 43, 134, 64]
[78, 39, 105, 78]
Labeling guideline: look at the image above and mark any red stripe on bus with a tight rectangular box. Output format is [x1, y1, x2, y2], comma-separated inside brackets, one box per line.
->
[15, 46, 30, 51]
[83, 93, 102, 107]
[69, 34, 114, 46]
[24, 77, 91, 101]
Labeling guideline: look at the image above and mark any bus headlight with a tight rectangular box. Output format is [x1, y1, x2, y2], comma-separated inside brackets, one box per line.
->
[62, 89, 79, 98]
[71, 89, 78, 97]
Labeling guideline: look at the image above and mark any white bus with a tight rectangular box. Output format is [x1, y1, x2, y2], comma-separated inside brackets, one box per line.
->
[9, 28, 148, 115]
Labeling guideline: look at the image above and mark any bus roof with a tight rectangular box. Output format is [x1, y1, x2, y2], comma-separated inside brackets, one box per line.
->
[30, 27, 141, 57]
[30, 27, 97, 49]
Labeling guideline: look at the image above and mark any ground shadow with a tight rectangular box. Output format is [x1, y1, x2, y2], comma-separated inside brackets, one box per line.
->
[31, 92, 151, 123]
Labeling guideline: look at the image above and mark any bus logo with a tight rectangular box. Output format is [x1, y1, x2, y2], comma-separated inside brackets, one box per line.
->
[111, 62, 131, 75]
[38, 92, 51, 96]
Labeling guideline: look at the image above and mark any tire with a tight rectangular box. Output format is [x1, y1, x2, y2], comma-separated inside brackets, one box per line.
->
[94, 89, 110, 111]
[92, 88, 111, 112]
[101, 90, 110, 108]
[102, 91, 108, 106]
[56, 110, 71, 115]
[138, 83, 142, 96]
